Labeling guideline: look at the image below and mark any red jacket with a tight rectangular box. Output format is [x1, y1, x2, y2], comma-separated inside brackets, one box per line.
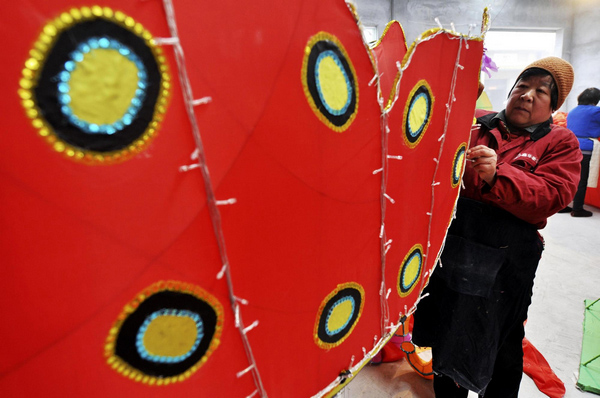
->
[461, 110, 582, 228]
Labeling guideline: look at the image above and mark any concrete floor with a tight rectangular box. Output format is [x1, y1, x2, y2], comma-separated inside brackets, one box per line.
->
[338, 204, 600, 398]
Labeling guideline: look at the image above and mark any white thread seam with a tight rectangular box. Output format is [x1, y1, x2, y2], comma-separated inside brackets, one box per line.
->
[192, 96, 212, 106]
[237, 364, 255, 378]
[243, 320, 259, 334]
[246, 390, 259, 398]
[154, 37, 180, 46]
[160, 1, 266, 395]
[369, 74, 378, 86]
[216, 198, 237, 206]
[234, 304, 241, 328]
[216, 263, 228, 279]
[179, 163, 200, 172]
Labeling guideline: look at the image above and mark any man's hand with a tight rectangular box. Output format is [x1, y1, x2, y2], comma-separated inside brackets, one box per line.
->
[467, 145, 497, 185]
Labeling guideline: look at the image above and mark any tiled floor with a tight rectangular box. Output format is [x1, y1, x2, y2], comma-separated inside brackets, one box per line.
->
[338, 204, 600, 398]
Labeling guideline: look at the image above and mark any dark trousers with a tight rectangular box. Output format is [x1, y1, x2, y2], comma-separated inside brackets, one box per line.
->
[432, 322, 525, 398]
[573, 154, 591, 211]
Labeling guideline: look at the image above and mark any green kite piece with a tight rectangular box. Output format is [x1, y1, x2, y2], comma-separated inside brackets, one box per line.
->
[577, 298, 600, 394]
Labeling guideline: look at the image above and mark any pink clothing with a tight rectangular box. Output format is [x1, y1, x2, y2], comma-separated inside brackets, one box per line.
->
[461, 110, 582, 228]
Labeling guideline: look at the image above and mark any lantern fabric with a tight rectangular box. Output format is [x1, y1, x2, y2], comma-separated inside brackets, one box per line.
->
[0, 1, 486, 396]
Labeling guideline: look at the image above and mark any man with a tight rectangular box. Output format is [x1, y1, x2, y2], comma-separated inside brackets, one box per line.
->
[412, 57, 582, 397]
[565, 87, 600, 217]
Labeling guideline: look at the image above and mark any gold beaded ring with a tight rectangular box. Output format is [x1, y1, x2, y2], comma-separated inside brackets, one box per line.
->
[397, 244, 424, 298]
[314, 282, 365, 349]
[104, 281, 224, 385]
[301, 32, 359, 133]
[19, 6, 170, 165]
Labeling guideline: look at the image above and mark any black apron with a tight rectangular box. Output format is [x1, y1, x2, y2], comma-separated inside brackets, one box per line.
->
[412, 197, 544, 394]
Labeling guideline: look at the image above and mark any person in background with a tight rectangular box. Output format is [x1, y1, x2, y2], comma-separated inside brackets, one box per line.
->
[412, 57, 581, 398]
[564, 87, 600, 217]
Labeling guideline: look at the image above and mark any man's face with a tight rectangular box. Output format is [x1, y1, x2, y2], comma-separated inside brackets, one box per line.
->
[505, 74, 554, 129]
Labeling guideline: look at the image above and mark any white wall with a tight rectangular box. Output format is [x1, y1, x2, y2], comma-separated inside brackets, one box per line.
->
[569, 0, 600, 110]
[352, 0, 600, 110]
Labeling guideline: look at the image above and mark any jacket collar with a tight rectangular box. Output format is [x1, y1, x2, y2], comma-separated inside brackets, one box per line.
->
[477, 111, 553, 141]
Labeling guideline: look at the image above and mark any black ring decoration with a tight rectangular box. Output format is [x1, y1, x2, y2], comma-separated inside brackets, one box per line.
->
[399, 247, 422, 295]
[404, 85, 432, 145]
[453, 145, 467, 186]
[34, 18, 161, 152]
[316, 287, 362, 345]
[114, 290, 217, 377]
[305, 40, 357, 128]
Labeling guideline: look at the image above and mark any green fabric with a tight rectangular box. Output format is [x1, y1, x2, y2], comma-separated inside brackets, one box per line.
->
[577, 299, 600, 394]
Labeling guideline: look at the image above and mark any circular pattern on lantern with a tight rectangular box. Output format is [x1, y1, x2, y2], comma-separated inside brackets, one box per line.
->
[452, 143, 467, 188]
[403, 80, 434, 148]
[315, 282, 365, 349]
[302, 32, 358, 132]
[19, 7, 170, 164]
[397, 245, 423, 298]
[105, 281, 223, 385]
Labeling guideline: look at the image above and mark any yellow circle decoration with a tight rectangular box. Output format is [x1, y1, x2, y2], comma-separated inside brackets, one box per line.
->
[142, 314, 200, 358]
[104, 281, 223, 385]
[327, 298, 355, 333]
[20, 7, 170, 165]
[314, 282, 365, 349]
[397, 245, 424, 298]
[452, 143, 467, 188]
[301, 32, 358, 132]
[402, 80, 434, 148]
[69, 48, 141, 125]
[317, 56, 351, 112]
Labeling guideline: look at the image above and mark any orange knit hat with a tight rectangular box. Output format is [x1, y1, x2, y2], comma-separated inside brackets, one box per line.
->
[516, 56, 574, 110]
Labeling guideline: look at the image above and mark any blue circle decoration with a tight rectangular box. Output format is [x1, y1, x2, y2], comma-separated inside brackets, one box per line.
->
[315, 283, 364, 348]
[325, 296, 356, 336]
[113, 290, 219, 378]
[315, 50, 353, 116]
[399, 246, 423, 297]
[403, 81, 434, 148]
[57, 37, 148, 136]
[452, 144, 467, 187]
[31, 17, 165, 154]
[408, 92, 430, 137]
[135, 309, 204, 364]
[302, 32, 358, 132]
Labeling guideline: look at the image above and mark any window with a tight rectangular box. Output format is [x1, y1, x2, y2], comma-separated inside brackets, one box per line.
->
[362, 26, 378, 45]
[480, 30, 560, 110]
